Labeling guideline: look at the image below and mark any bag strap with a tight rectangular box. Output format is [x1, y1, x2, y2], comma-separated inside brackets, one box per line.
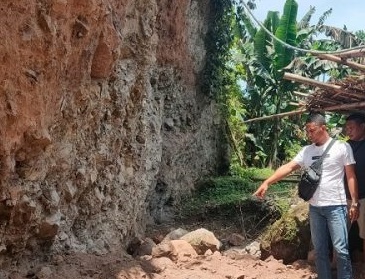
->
[311, 138, 336, 169]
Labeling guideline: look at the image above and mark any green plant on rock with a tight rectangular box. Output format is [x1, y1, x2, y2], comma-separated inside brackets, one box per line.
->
[260, 202, 311, 263]
[266, 212, 299, 242]
[202, 0, 236, 100]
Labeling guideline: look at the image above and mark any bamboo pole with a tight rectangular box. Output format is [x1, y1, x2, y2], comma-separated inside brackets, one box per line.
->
[284, 72, 342, 90]
[284, 72, 365, 99]
[243, 108, 307, 123]
[293, 91, 310, 97]
[243, 102, 365, 123]
[309, 98, 338, 105]
[317, 54, 365, 72]
[334, 48, 365, 59]
[323, 101, 365, 111]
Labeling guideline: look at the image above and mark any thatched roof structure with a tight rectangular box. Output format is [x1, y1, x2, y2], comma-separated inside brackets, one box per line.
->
[244, 48, 365, 123]
[284, 73, 365, 113]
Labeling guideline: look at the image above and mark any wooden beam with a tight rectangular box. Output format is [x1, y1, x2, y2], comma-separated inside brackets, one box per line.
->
[293, 91, 310, 97]
[283, 72, 342, 91]
[333, 90, 365, 100]
[334, 48, 365, 59]
[284, 72, 365, 100]
[317, 54, 365, 72]
[242, 102, 365, 123]
[323, 101, 365, 112]
[243, 108, 307, 123]
[308, 98, 338, 105]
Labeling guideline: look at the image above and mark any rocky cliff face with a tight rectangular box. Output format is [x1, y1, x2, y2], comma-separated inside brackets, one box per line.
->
[0, 0, 227, 256]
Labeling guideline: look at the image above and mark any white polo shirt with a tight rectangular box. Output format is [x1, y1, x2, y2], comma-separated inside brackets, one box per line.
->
[293, 138, 355, 206]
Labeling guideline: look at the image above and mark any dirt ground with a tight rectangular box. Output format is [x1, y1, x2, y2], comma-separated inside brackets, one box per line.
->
[2, 219, 365, 279]
[3, 242, 365, 279]
[1, 246, 318, 279]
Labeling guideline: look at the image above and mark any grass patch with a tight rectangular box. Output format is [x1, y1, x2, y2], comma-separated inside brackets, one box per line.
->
[179, 171, 296, 217]
[176, 168, 299, 239]
[180, 176, 255, 215]
[233, 167, 275, 180]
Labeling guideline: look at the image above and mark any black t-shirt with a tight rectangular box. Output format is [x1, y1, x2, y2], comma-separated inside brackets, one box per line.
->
[345, 139, 365, 199]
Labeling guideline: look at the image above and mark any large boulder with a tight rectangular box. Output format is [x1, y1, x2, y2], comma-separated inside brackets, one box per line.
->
[260, 202, 311, 264]
[180, 228, 221, 255]
[152, 239, 198, 261]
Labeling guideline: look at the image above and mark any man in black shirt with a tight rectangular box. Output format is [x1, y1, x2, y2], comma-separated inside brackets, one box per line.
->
[345, 112, 365, 263]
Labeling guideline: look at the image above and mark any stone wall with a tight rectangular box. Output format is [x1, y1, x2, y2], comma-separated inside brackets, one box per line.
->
[0, 0, 227, 256]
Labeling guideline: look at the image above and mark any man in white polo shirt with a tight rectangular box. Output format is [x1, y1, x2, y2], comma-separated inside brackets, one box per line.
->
[253, 113, 359, 279]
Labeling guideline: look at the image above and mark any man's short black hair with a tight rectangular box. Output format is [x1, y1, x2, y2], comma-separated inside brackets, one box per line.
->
[346, 112, 365, 124]
[305, 112, 326, 125]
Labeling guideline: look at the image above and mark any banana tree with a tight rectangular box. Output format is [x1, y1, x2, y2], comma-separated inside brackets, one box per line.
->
[285, 6, 363, 80]
[237, 0, 299, 167]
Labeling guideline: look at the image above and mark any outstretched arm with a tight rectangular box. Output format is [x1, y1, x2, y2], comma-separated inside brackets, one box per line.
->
[253, 161, 301, 199]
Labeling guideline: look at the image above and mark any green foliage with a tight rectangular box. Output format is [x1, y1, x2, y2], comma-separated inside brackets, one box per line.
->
[234, 0, 303, 168]
[230, 167, 294, 207]
[264, 211, 300, 242]
[230, 166, 274, 180]
[316, 8, 332, 28]
[355, 30, 365, 41]
[254, 11, 279, 71]
[274, 0, 298, 70]
[233, 0, 361, 169]
[202, 0, 236, 100]
[181, 176, 256, 215]
[327, 113, 346, 131]
[284, 141, 302, 161]
[200, 0, 250, 169]
[180, 173, 294, 217]
[297, 6, 315, 29]
[237, 6, 257, 38]
[226, 84, 247, 166]
[179, 166, 298, 241]
[204, 0, 360, 171]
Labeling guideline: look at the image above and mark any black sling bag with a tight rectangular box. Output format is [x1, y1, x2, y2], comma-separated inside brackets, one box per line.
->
[298, 139, 336, 201]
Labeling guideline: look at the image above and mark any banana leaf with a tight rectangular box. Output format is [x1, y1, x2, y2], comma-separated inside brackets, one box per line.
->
[274, 0, 298, 71]
[319, 25, 361, 48]
[237, 6, 257, 38]
[254, 11, 279, 74]
[298, 6, 315, 29]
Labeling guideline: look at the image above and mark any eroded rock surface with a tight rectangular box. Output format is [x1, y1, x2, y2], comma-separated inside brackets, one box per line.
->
[0, 0, 227, 258]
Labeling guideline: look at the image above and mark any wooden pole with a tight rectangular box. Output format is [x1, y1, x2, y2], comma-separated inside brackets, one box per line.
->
[243, 108, 307, 123]
[284, 72, 365, 99]
[242, 102, 365, 123]
[323, 101, 365, 111]
[334, 48, 365, 59]
[317, 54, 365, 72]
[283, 72, 342, 90]
[293, 91, 310, 97]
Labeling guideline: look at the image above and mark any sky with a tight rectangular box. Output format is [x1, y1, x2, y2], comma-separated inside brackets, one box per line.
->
[251, 0, 365, 32]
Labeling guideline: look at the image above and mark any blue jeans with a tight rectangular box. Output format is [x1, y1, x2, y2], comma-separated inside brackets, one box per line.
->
[309, 205, 352, 279]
